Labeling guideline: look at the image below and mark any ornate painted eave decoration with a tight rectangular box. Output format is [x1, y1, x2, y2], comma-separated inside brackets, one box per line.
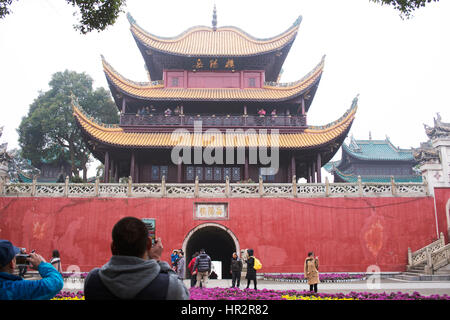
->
[127, 12, 302, 57]
[72, 94, 357, 149]
[102, 55, 324, 102]
[424, 113, 450, 140]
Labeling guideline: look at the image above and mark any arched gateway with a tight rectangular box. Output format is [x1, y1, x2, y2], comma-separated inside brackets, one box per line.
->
[182, 223, 240, 279]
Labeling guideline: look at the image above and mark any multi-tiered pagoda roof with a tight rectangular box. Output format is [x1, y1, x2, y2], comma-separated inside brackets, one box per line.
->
[74, 10, 358, 184]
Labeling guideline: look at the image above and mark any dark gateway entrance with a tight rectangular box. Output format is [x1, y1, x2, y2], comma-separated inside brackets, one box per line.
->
[185, 226, 237, 279]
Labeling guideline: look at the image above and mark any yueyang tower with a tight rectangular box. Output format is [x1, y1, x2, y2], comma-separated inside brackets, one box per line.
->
[74, 10, 358, 183]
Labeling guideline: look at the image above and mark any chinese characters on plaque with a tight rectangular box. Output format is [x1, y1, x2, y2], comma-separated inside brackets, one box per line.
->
[192, 58, 235, 71]
[195, 203, 228, 220]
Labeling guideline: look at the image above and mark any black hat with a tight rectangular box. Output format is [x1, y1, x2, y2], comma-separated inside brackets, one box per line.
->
[0, 240, 20, 268]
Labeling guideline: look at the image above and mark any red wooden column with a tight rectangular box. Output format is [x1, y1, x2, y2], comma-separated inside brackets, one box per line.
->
[316, 153, 322, 183]
[307, 163, 312, 183]
[110, 159, 115, 181]
[311, 161, 316, 183]
[104, 151, 110, 183]
[135, 162, 139, 183]
[244, 152, 249, 180]
[121, 98, 127, 114]
[114, 162, 119, 182]
[291, 154, 296, 180]
[177, 159, 182, 183]
[130, 151, 135, 182]
[301, 96, 307, 125]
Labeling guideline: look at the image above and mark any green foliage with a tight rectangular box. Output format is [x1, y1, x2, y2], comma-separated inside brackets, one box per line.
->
[370, 0, 439, 18]
[0, 0, 127, 34]
[67, 0, 126, 34]
[18, 70, 119, 181]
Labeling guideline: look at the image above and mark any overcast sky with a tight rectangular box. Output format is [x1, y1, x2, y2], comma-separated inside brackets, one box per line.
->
[0, 0, 449, 176]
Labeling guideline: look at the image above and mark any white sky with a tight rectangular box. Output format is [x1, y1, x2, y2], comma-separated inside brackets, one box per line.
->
[0, 0, 449, 177]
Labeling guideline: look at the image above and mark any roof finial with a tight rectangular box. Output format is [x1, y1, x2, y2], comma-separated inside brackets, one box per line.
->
[212, 3, 217, 31]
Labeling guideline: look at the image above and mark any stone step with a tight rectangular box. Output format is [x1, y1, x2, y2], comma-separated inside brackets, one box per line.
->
[393, 274, 421, 281]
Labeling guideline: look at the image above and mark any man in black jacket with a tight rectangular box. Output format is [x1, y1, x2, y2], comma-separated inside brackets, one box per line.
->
[84, 217, 189, 300]
[230, 252, 242, 288]
[193, 249, 211, 288]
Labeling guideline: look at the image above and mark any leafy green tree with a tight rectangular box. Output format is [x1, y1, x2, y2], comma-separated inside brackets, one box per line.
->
[0, 0, 126, 34]
[18, 70, 119, 181]
[370, 0, 439, 18]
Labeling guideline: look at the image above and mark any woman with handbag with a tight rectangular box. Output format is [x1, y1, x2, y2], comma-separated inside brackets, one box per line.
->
[245, 249, 257, 290]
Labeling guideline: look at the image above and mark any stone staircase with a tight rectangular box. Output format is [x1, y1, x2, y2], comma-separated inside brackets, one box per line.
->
[393, 233, 450, 281]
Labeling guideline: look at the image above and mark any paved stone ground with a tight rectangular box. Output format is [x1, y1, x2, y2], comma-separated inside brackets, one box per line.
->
[60, 277, 450, 296]
[187, 278, 450, 296]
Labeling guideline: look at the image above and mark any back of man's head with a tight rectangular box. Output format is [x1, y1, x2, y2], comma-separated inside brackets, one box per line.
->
[111, 217, 148, 257]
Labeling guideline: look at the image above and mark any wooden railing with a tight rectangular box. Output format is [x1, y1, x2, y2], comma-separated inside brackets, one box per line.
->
[408, 232, 450, 274]
[0, 176, 429, 199]
[120, 113, 307, 127]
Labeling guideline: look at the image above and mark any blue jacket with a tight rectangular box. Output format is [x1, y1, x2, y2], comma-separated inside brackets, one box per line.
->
[0, 262, 64, 300]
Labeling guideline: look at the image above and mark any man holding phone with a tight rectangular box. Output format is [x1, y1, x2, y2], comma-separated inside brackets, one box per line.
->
[0, 240, 64, 300]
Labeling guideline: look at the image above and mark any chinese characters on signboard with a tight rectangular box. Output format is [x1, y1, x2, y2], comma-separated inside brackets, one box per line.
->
[195, 203, 228, 220]
[192, 58, 235, 71]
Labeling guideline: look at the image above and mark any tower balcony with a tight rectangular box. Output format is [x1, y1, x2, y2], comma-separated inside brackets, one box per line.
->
[120, 113, 307, 128]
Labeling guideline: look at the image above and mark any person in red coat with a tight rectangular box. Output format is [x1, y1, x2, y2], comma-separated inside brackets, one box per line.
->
[187, 252, 199, 288]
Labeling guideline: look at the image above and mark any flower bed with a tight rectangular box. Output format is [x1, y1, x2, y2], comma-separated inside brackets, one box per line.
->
[264, 273, 367, 283]
[51, 288, 450, 300]
[52, 291, 85, 300]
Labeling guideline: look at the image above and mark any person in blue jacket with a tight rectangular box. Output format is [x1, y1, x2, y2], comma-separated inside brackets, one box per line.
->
[0, 240, 64, 300]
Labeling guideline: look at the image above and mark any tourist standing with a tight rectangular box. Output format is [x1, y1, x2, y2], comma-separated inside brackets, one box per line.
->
[176, 252, 185, 280]
[245, 249, 257, 290]
[171, 250, 179, 272]
[193, 249, 211, 288]
[230, 252, 242, 288]
[0, 240, 64, 300]
[50, 250, 62, 274]
[188, 252, 199, 288]
[83, 217, 189, 300]
[304, 251, 319, 293]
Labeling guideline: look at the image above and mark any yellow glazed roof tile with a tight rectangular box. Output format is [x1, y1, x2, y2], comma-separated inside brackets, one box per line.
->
[128, 14, 302, 57]
[102, 56, 325, 102]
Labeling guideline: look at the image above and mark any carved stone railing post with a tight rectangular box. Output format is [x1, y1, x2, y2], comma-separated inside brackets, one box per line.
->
[225, 176, 230, 197]
[258, 176, 264, 197]
[161, 176, 166, 197]
[440, 232, 445, 246]
[391, 176, 396, 196]
[423, 175, 430, 196]
[127, 176, 132, 197]
[31, 176, 37, 196]
[0, 178, 4, 195]
[292, 175, 297, 197]
[357, 176, 363, 196]
[407, 247, 412, 266]
[94, 177, 99, 197]
[425, 247, 433, 275]
[325, 176, 330, 197]
[194, 176, 199, 198]
[65, 176, 70, 197]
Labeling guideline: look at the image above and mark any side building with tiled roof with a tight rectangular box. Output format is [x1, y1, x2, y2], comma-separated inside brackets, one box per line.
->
[324, 136, 422, 183]
[74, 9, 358, 183]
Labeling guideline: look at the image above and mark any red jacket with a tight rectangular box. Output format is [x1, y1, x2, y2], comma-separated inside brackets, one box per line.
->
[188, 257, 197, 274]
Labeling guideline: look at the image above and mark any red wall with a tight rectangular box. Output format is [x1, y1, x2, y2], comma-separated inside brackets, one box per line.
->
[434, 187, 450, 243]
[0, 196, 437, 273]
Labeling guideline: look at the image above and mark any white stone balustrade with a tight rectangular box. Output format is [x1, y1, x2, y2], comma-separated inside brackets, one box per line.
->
[0, 175, 429, 199]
